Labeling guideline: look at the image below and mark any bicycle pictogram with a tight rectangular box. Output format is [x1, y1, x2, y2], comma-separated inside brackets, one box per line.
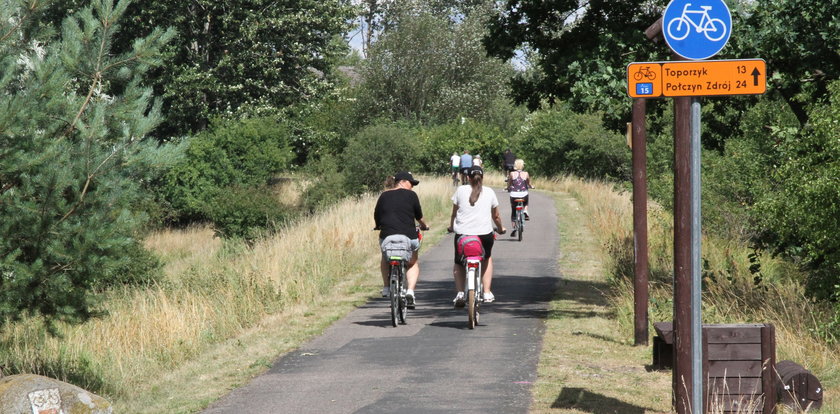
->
[666, 3, 727, 42]
[633, 66, 657, 81]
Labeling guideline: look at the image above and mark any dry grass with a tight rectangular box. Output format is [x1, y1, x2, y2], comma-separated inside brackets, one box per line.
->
[0, 175, 455, 412]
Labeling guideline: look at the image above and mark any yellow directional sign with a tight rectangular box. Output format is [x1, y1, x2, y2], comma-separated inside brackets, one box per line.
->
[627, 59, 766, 98]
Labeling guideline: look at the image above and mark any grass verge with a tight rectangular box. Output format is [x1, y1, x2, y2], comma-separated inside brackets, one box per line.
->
[529, 185, 671, 413]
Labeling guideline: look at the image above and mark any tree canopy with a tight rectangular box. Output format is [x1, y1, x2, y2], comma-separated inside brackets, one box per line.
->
[108, 0, 355, 137]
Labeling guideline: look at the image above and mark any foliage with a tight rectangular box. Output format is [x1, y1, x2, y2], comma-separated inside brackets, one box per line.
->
[484, 0, 664, 129]
[102, 0, 355, 137]
[203, 186, 291, 240]
[357, 1, 515, 125]
[301, 155, 349, 212]
[513, 105, 631, 180]
[750, 80, 840, 300]
[341, 123, 420, 194]
[731, 0, 840, 127]
[163, 117, 295, 221]
[0, 0, 173, 327]
[700, 98, 799, 240]
[417, 120, 510, 173]
[97, 241, 162, 288]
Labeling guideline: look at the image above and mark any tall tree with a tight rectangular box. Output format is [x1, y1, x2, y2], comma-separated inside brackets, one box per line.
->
[484, 0, 839, 131]
[484, 0, 664, 127]
[358, 1, 515, 124]
[0, 0, 173, 328]
[732, 0, 840, 126]
[107, 0, 354, 137]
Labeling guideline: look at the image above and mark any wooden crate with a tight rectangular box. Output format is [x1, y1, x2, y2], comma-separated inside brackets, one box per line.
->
[652, 322, 776, 413]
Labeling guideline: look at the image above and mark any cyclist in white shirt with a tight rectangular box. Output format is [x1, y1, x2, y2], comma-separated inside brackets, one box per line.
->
[447, 166, 506, 306]
[450, 152, 460, 183]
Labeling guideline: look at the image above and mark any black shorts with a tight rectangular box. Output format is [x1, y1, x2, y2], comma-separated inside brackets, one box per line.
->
[460, 167, 471, 176]
[504, 163, 515, 173]
[453, 232, 495, 264]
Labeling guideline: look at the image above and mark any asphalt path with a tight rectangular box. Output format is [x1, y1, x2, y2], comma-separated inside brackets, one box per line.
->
[203, 188, 560, 414]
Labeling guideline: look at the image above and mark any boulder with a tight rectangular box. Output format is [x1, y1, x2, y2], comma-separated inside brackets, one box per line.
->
[0, 374, 112, 414]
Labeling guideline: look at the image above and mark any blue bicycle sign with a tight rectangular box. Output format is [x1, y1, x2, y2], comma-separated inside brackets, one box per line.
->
[663, 0, 731, 60]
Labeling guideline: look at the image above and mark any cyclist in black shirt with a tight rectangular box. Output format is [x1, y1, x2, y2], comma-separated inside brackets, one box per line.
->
[374, 171, 429, 307]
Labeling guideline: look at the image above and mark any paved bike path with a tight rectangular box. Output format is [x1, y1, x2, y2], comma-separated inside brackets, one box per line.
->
[203, 188, 560, 414]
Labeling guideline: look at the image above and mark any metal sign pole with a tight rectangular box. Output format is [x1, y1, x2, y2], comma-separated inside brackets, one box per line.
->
[632, 98, 650, 347]
[673, 96, 692, 414]
[690, 97, 703, 414]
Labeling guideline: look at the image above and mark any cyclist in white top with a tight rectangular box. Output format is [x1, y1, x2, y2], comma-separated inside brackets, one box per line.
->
[447, 166, 506, 306]
[450, 152, 460, 183]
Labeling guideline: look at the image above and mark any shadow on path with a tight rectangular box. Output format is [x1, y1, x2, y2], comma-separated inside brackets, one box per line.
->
[551, 387, 648, 413]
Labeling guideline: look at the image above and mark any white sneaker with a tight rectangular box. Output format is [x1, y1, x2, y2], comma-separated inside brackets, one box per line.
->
[453, 292, 466, 308]
[381, 287, 390, 297]
[406, 289, 415, 309]
[483, 291, 495, 303]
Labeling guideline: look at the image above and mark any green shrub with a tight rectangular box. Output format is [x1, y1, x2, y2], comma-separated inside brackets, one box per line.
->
[96, 241, 162, 289]
[203, 186, 291, 240]
[163, 117, 295, 220]
[514, 104, 630, 180]
[301, 155, 349, 212]
[341, 123, 420, 194]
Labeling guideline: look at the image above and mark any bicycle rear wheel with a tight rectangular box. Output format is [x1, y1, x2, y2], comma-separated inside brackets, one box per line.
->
[517, 211, 524, 242]
[389, 268, 399, 327]
[467, 289, 476, 329]
[397, 267, 407, 324]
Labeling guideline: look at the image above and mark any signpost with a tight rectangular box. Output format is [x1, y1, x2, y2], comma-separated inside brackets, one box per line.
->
[627, 59, 766, 98]
[629, 1, 766, 413]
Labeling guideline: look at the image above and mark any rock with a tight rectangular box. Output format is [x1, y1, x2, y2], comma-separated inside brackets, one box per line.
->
[0, 374, 112, 414]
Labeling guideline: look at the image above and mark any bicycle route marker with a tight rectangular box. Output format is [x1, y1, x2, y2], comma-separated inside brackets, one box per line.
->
[663, 0, 732, 60]
[626, 59, 766, 98]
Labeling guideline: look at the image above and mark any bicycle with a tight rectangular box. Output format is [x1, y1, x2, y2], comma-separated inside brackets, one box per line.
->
[666, 3, 726, 42]
[512, 198, 525, 242]
[453, 234, 487, 329]
[379, 232, 416, 327]
[633, 66, 657, 81]
[386, 250, 408, 327]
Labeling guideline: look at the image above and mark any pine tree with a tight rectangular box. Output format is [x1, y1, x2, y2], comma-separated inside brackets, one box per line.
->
[0, 0, 174, 328]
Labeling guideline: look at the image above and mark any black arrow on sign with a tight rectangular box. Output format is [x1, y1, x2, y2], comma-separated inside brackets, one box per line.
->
[751, 67, 761, 86]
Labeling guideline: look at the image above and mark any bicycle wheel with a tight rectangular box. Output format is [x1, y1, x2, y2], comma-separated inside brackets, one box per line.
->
[397, 267, 407, 324]
[704, 18, 727, 41]
[474, 265, 481, 326]
[517, 211, 524, 242]
[467, 289, 476, 329]
[666, 17, 690, 41]
[389, 268, 399, 327]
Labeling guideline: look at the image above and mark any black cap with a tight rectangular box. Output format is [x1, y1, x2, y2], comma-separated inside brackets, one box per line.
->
[469, 166, 483, 176]
[394, 171, 419, 186]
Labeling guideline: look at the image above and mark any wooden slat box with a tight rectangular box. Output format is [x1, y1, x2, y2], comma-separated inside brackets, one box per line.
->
[652, 322, 776, 413]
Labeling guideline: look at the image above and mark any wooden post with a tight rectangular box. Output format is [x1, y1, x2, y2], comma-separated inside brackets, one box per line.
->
[673, 96, 693, 414]
[762, 324, 777, 413]
[632, 98, 649, 346]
